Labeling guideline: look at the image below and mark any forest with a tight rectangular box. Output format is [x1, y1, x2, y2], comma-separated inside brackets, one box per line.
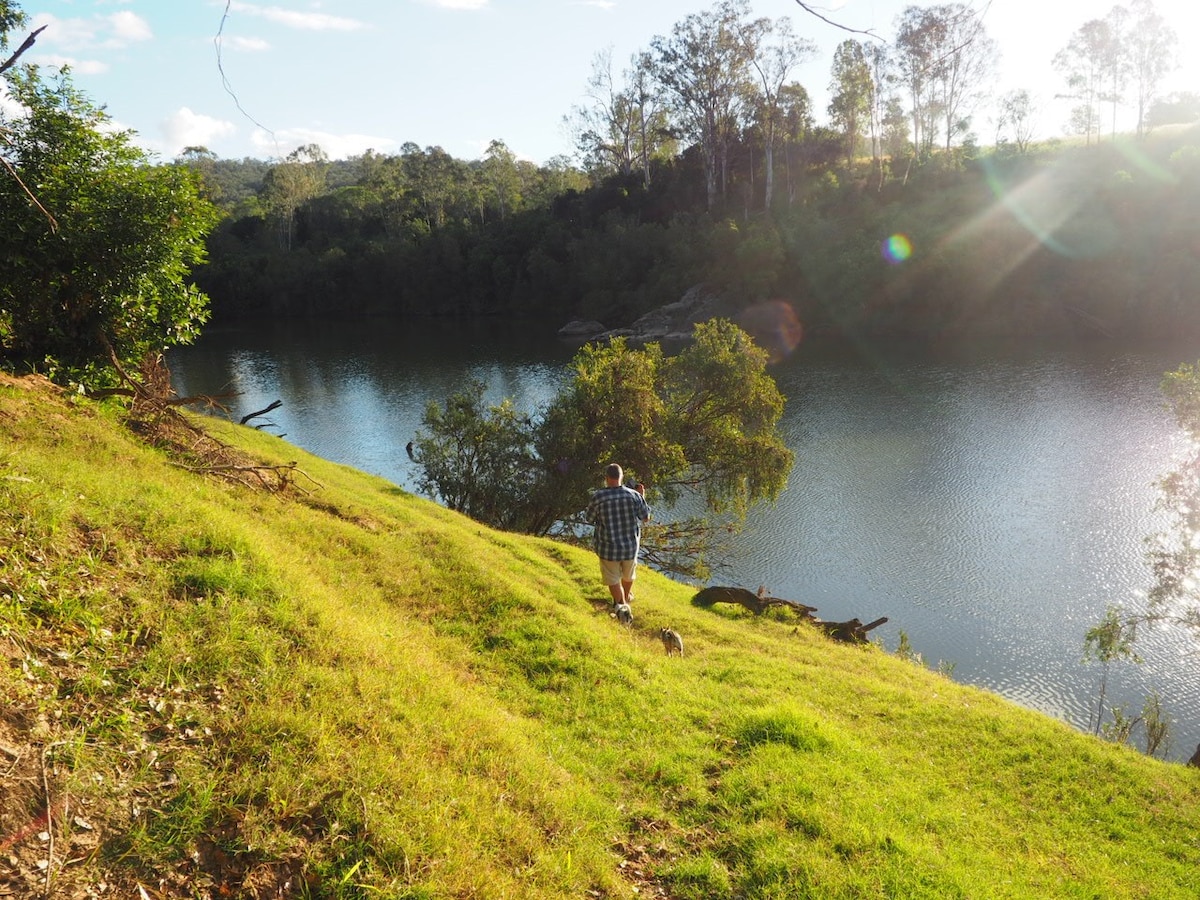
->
[176, 0, 1200, 343]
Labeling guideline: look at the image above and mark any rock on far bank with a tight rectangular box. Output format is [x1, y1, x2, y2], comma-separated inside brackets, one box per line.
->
[557, 285, 737, 347]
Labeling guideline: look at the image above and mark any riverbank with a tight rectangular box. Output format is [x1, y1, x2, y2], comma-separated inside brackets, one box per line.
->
[2, 372, 1198, 898]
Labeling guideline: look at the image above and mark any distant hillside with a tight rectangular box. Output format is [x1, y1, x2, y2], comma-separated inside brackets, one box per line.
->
[191, 128, 1200, 350]
[1, 373, 1198, 898]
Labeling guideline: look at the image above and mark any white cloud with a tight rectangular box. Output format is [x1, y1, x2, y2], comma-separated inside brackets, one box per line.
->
[29, 54, 110, 76]
[29, 10, 152, 52]
[107, 11, 152, 43]
[29, 13, 98, 51]
[229, 2, 366, 31]
[0, 82, 26, 119]
[227, 35, 271, 52]
[425, 0, 491, 8]
[161, 107, 237, 154]
[251, 127, 398, 161]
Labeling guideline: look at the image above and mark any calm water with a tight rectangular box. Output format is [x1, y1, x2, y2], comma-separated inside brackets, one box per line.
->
[169, 319, 1200, 761]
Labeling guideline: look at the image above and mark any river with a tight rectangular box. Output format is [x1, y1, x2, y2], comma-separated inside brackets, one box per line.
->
[168, 317, 1200, 761]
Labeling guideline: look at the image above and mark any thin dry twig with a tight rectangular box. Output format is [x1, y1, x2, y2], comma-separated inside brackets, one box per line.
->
[0, 152, 58, 232]
[791, 1, 882, 39]
[40, 743, 59, 899]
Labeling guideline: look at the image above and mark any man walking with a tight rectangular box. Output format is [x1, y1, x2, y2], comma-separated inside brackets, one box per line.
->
[586, 463, 651, 607]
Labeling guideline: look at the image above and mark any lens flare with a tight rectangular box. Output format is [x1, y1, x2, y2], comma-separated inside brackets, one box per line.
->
[733, 299, 804, 364]
[882, 233, 913, 264]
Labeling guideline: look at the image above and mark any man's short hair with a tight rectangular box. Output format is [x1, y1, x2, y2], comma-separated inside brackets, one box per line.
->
[605, 463, 623, 482]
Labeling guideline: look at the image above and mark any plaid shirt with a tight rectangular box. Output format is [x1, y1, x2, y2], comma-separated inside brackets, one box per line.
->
[586, 486, 651, 561]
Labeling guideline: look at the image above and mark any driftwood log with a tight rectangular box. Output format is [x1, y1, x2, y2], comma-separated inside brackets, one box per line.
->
[813, 616, 889, 644]
[693, 585, 818, 619]
[692, 585, 888, 644]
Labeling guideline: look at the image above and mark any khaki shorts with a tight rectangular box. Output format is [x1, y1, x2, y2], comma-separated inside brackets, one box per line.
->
[599, 558, 637, 586]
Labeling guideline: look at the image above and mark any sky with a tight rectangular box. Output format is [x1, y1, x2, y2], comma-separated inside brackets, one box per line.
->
[7, 0, 1200, 163]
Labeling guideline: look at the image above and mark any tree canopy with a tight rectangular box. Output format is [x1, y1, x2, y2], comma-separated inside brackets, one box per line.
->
[412, 320, 794, 578]
[0, 6, 219, 386]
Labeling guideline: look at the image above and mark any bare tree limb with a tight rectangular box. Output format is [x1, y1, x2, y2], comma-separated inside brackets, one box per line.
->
[0, 151, 58, 231]
[240, 399, 282, 425]
[0, 23, 46, 76]
[791, 1, 882, 40]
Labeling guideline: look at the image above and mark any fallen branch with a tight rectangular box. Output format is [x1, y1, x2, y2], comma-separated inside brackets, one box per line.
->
[693, 585, 818, 620]
[240, 399, 282, 425]
[693, 585, 888, 643]
[812, 616, 889, 645]
[40, 741, 68, 898]
[171, 461, 321, 494]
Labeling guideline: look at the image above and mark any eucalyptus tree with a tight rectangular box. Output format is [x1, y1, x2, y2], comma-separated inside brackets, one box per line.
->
[893, 4, 995, 154]
[568, 49, 670, 187]
[175, 145, 224, 203]
[650, 0, 758, 211]
[1127, 0, 1178, 137]
[776, 82, 813, 204]
[893, 5, 941, 155]
[863, 42, 899, 187]
[481, 139, 523, 221]
[1054, 18, 1112, 146]
[828, 40, 873, 166]
[1086, 360, 1200, 746]
[1146, 91, 1200, 129]
[1099, 5, 1131, 140]
[262, 143, 328, 249]
[568, 48, 639, 179]
[996, 88, 1037, 153]
[738, 14, 816, 211]
[402, 144, 474, 231]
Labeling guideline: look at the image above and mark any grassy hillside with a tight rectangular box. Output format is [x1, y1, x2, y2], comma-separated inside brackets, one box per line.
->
[1, 372, 1198, 899]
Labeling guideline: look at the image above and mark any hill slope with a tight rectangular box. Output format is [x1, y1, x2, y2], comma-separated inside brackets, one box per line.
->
[1, 373, 1197, 899]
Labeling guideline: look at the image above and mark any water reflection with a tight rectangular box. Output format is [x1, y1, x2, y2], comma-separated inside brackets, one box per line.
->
[170, 322, 1200, 761]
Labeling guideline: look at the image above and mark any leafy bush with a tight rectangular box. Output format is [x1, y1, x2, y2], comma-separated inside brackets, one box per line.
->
[0, 67, 218, 385]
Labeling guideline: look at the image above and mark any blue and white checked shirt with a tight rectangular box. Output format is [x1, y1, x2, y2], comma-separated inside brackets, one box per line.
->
[586, 486, 651, 561]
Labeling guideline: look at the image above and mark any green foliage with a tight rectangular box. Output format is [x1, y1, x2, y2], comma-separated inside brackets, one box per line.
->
[412, 322, 792, 577]
[1083, 605, 1141, 737]
[1143, 361, 1200, 636]
[0, 0, 24, 42]
[0, 66, 219, 386]
[411, 380, 538, 531]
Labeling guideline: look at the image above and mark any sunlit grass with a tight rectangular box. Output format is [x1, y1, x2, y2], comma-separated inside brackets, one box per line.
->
[1, 372, 1198, 898]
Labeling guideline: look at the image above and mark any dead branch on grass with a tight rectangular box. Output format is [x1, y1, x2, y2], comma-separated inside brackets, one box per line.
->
[94, 349, 321, 494]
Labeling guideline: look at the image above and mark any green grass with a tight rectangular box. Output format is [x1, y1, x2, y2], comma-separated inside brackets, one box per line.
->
[1, 371, 1198, 899]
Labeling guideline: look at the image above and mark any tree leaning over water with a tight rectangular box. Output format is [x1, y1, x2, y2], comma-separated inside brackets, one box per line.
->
[1085, 359, 1200, 756]
[1138, 361, 1200, 640]
[411, 320, 794, 580]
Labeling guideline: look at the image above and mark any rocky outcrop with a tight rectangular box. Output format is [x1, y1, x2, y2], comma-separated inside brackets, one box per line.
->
[556, 319, 608, 341]
[557, 284, 736, 347]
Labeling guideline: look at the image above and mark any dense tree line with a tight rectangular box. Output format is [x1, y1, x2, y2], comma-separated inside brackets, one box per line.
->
[189, 130, 1200, 343]
[184, 0, 1200, 344]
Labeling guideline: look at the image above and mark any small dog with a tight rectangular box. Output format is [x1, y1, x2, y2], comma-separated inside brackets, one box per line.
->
[660, 627, 683, 657]
[614, 602, 633, 626]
